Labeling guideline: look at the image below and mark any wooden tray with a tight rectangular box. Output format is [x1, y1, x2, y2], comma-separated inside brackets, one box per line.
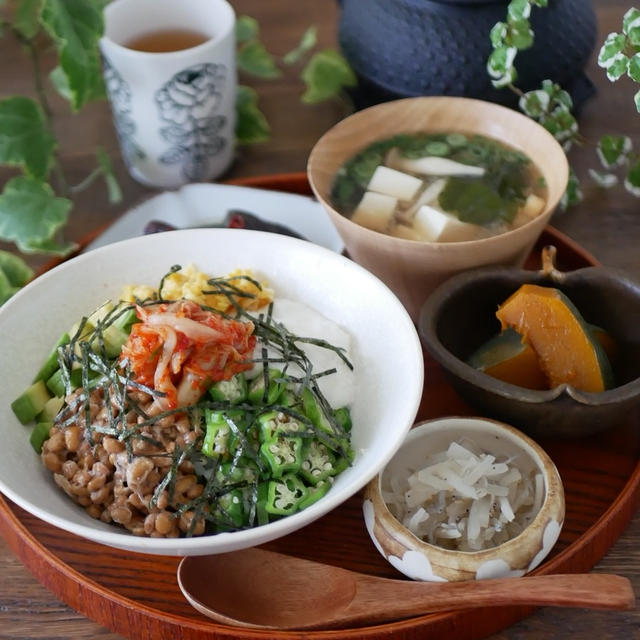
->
[2, 173, 640, 640]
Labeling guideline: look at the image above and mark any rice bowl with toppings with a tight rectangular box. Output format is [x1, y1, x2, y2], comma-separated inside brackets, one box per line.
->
[0, 229, 424, 556]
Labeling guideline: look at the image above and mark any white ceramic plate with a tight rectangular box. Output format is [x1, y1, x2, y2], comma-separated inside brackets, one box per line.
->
[0, 229, 422, 556]
[85, 183, 344, 252]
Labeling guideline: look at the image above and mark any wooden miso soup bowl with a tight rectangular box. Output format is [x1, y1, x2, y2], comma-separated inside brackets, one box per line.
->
[307, 96, 569, 321]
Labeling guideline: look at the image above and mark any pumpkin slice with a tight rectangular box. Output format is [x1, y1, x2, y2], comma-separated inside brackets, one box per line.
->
[467, 328, 548, 390]
[590, 325, 618, 365]
[496, 284, 614, 392]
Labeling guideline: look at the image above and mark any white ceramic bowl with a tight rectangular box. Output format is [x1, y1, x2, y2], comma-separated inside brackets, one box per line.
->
[363, 417, 565, 581]
[0, 229, 424, 556]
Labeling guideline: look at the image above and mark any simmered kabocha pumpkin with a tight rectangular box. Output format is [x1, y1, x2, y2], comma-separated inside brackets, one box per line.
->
[495, 284, 614, 392]
[467, 328, 548, 390]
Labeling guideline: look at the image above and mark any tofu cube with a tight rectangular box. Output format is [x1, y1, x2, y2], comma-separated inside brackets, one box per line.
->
[367, 166, 423, 202]
[413, 204, 482, 242]
[351, 191, 398, 233]
[512, 193, 546, 228]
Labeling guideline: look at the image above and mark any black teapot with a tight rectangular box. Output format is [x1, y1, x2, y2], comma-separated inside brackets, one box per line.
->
[337, 0, 597, 110]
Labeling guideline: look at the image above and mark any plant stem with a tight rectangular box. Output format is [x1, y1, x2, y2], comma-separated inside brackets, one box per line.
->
[19, 29, 70, 196]
[70, 166, 103, 194]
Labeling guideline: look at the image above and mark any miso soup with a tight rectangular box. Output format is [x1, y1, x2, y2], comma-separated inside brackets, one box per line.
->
[330, 132, 547, 242]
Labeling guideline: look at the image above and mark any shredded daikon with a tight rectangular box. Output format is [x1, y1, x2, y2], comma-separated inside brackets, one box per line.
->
[385, 438, 544, 551]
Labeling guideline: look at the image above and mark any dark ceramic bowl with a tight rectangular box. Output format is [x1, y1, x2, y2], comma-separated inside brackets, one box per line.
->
[418, 246, 640, 439]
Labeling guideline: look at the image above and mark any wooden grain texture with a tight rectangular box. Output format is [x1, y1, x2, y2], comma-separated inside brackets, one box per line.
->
[1, 0, 640, 638]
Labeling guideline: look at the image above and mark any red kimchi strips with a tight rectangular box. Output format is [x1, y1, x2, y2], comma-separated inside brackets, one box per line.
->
[120, 300, 256, 410]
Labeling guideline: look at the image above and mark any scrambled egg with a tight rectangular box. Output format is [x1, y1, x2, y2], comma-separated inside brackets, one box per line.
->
[120, 265, 273, 313]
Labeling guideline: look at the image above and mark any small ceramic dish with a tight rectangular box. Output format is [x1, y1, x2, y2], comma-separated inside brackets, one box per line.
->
[307, 96, 568, 321]
[419, 245, 640, 438]
[363, 417, 565, 582]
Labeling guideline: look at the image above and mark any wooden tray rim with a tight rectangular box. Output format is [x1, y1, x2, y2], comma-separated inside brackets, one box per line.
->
[3, 172, 639, 640]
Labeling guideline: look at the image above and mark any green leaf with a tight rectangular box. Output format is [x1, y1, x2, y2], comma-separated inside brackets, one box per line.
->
[597, 134, 631, 168]
[0, 96, 55, 179]
[14, 0, 44, 39]
[237, 41, 281, 78]
[301, 49, 357, 104]
[508, 0, 531, 21]
[235, 85, 270, 144]
[487, 46, 517, 86]
[540, 108, 577, 149]
[530, 0, 548, 6]
[96, 148, 122, 204]
[588, 169, 618, 189]
[541, 80, 573, 110]
[0, 250, 34, 286]
[623, 8, 640, 46]
[506, 18, 533, 50]
[624, 160, 640, 196]
[40, 0, 105, 111]
[236, 15, 259, 44]
[49, 65, 72, 101]
[0, 269, 19, 306]
[21, 236, 76, 255]
[283, 26, 317, 65]
[605, 52, 629, 81]
[628, 53, 640, 82]
[598, 32, 627, 68]
[560, 169, 582, 210]
[0, 176, 72, 253]
[490, 22, 507, 48]
[635, 89, 640, 113]
[519, 89, 550, 118]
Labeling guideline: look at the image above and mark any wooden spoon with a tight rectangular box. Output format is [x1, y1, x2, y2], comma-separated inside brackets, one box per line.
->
[177, 548, 635, 630]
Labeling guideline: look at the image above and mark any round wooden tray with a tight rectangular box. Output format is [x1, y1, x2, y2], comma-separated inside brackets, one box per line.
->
[2, 173, 640, 640]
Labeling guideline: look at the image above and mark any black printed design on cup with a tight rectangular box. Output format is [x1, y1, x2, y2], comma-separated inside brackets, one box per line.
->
[155, 63, 227, 181]
[102, 56, 145, 166]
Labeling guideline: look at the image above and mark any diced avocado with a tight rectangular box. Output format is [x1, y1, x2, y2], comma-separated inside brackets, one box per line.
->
[32, 332, 70, 383]
[88, 300, 115, 325]
[46, 369, 67, 397]
[69, 318, 96, 361]
[112, 305, 139, 333]
[11, 380, 51, 425]
[69, 317, 95, 341]
[46, 367, 84, 397]
[30, 422, 52, 453]
[37, 395, 64, 422]
[91, 323, 129, 359]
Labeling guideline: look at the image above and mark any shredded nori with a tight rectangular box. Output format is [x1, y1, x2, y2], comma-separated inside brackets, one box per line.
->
[49, 266, 354, 536]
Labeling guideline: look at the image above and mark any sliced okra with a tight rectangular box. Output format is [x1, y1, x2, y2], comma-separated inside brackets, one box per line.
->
[264, 473, 308, 516]
[209, 373, 248, 405]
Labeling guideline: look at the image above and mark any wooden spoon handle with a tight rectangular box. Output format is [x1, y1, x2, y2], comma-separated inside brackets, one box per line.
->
[350, 573, 635, 625]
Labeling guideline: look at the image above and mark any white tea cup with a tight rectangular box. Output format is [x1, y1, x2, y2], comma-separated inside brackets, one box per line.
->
[100, 0, 236, 189]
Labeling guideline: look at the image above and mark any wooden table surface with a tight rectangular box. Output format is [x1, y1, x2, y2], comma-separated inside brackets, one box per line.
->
[1, 1, 639, 638]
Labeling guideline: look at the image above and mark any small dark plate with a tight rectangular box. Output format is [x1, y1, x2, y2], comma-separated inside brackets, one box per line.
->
[419, 246, 640, 439]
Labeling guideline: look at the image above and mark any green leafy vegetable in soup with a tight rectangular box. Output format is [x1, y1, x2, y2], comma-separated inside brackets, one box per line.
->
[330, 132, 547, 243]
